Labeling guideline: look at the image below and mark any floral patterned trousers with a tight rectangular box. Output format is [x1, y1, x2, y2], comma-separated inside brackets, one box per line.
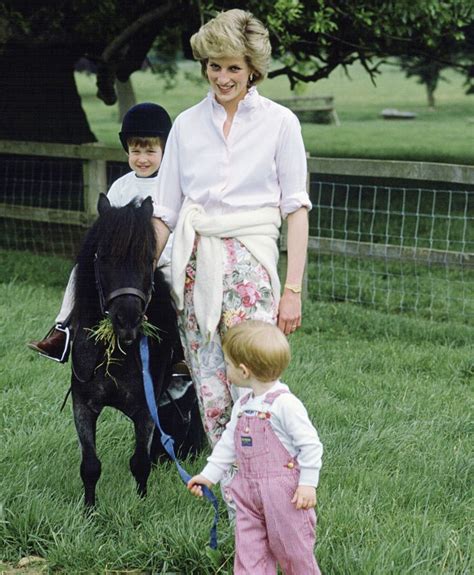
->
[177, 237, 278, 447]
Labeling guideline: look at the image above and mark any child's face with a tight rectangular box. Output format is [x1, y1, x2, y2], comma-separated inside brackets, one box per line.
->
[128, 144, 163, 178]
[224, 352, 250, 389]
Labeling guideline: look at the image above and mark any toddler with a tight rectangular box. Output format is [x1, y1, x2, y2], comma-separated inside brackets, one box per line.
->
[188, 320, 323, 574]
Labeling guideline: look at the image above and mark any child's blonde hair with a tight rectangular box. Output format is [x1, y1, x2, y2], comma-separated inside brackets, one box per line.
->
[222, 320, 290, 382]
[190, 9, 271, 86]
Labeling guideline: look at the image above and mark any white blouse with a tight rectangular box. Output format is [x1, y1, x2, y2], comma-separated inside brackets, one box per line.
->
[153, 87, 311, 230]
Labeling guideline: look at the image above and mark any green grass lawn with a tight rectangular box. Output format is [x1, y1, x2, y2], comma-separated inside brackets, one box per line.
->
[1, 249, 472, 574]
[76, 60, 474, 164]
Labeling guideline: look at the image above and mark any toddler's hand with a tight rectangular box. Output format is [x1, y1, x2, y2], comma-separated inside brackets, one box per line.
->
[291, 485, 316, 509]
[187, 474, 214, 497]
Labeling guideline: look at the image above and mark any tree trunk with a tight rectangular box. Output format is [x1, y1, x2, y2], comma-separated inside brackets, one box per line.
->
[0, 44, 96, 143]
[426, 84, 436, 110]
[116, 78, 137, 122]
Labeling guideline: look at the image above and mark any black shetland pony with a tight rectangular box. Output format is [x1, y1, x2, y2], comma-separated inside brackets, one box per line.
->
[70, 194, 203, 507]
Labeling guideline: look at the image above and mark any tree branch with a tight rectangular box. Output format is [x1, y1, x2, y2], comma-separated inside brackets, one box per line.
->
[268, 60, 344, 89]
[101, 1, 174, 63]
[96, 0, 175, 104]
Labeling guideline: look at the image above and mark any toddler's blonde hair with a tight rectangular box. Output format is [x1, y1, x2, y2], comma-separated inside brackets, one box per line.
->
[190, 9, 271, 86]
[222, 320, 290, 382]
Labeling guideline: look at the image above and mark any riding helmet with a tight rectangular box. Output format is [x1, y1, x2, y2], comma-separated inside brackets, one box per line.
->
[119, 103, 172, 151]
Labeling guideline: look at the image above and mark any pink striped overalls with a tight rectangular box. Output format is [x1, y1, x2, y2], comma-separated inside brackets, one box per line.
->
[228, 390, 321, 575]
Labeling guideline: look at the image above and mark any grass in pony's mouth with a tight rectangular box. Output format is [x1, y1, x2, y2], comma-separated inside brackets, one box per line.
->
[86, 317, 161, 376]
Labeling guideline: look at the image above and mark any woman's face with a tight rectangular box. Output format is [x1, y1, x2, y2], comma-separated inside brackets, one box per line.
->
[206, 56, 253, 111]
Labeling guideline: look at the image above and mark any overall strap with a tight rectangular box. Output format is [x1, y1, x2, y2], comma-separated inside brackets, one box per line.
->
[239, 391, 254, 406]
[263, 389, 290, 406]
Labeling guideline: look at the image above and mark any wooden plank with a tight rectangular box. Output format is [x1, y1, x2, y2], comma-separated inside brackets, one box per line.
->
[276, 96, 334, 106]
[0, 202, 94, 227]
[0, 140, 125, 162]
[308, 236, 473, 268]
[275, 97, 338, 125]
[307, 157, 474, 185]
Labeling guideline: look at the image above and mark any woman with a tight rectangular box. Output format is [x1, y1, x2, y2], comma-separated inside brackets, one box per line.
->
[151, 9, 311, 446]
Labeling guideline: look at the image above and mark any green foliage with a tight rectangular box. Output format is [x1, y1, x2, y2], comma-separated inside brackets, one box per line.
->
[1, 0, 472, 143]
[246, 0, 474, 88]
[2, 0, 472, 88]
[398, 20, 474, 104]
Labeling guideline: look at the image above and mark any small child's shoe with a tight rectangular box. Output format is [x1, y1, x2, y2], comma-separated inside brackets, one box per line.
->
[27, 325, 71, 363]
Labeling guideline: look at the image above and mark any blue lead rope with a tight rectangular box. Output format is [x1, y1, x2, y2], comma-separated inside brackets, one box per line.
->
[139, 336, 219, 549]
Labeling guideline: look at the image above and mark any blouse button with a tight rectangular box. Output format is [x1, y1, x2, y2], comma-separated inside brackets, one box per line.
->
[287, 462, 295, 469]
[245, 427, 250, 433]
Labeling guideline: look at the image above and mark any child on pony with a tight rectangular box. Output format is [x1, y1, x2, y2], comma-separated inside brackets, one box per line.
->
[28, 103, 173, 362]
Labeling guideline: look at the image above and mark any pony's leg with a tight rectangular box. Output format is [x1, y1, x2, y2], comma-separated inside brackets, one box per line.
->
[72, 398, 101, 507]
[129, 410, 155, 497]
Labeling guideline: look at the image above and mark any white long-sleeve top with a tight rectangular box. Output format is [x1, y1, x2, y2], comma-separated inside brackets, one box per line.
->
[201, 381, 323, 487]
[152, 87, 311, 230]
[107, 170, 172, 268]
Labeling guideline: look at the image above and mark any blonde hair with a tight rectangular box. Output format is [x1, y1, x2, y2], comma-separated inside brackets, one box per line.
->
[190, 9, 271, 85]
[222, 320, 290, 382]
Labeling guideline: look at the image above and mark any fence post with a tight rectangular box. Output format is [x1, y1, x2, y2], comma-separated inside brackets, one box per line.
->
[83, 158, 107, 221]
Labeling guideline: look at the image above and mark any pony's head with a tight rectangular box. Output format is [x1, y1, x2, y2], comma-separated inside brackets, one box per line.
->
[85, 194, 157, 345]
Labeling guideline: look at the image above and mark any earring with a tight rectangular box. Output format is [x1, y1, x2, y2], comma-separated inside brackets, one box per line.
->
[248, 73, 255, 88]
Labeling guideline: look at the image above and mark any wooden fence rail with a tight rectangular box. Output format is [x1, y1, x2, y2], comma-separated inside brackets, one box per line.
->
[1, 141, 473, 277]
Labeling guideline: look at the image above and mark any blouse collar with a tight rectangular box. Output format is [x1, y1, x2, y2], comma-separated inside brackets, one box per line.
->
[207, 85, 260, 114]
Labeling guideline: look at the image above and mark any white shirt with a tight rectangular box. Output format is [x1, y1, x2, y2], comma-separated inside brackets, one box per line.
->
[153, 87, 311, 230]
[201, 381, 323, 487]
[107, 170, 172, 268]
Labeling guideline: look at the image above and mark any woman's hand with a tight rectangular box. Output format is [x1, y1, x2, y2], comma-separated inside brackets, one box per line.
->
[187, 474, 214, 497]
[291, 485, 317, 510]
[277, 289, 302, 335]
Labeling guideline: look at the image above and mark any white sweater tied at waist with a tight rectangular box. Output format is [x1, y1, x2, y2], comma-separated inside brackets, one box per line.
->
[171, 203, 282, 340]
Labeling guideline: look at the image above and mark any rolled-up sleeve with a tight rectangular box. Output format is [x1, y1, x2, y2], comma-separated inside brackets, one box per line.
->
[275, 111, 312, 218]
[152, 120, 184, 230]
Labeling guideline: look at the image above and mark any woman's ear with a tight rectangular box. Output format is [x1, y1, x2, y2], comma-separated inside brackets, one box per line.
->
[247, 70, 256, 87]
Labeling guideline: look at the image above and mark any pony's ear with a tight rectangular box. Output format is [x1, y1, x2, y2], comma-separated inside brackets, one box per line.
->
[140, 196, 154, 219]
[97, 193, 112, 215]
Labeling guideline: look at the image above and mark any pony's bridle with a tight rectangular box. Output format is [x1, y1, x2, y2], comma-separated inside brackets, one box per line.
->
[94, 252, 154, 317]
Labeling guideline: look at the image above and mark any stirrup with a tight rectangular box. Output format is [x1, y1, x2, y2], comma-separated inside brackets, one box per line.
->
[39, 324, 72, 363]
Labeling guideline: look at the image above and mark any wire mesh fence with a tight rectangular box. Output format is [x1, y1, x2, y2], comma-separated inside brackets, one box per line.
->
[308, 169, 473, 323]
[0, 143, 472, 323]
[0, 145, 128, 257]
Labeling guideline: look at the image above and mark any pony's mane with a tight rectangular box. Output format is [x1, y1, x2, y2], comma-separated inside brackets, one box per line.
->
[96, 199, 156, 265]
[71, 198, 156, 322]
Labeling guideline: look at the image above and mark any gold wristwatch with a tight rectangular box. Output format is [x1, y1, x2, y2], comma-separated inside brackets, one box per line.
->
[284, 283, 302, 293]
